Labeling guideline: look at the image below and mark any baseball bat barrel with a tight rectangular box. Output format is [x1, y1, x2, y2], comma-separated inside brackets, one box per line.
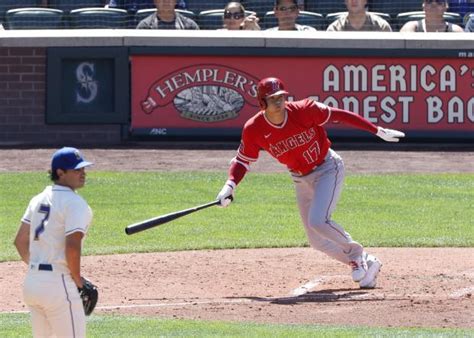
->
[125, 200, 221, 235]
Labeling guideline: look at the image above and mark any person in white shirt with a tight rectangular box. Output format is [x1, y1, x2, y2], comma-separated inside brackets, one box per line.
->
[400, 0, 464, 32]
[14, 147, 93, 338]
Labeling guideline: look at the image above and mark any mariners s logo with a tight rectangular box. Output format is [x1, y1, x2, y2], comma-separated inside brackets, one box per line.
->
[75, 62, 98, 104]
[142, 65, 259, 123]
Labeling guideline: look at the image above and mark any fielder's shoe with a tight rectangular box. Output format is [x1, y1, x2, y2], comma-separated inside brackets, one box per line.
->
[349, 253, 368, 282]
[359, 254, 382, 289]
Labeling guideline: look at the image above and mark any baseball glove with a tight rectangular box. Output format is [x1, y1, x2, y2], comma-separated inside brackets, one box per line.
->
[78, 277, 98, 316]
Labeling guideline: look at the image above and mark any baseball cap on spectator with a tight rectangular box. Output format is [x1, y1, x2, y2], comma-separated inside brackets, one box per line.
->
[51, 147, 92, 172]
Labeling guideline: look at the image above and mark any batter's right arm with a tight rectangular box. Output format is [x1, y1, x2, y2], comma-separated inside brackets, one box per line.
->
[13, 222, 30, 264]
[216, 161, 249, 208]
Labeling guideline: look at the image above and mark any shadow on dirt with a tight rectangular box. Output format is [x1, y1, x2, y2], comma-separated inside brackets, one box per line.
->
[229, 288, 400, 305]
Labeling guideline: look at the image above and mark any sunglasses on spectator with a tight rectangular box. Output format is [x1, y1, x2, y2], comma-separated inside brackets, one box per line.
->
[224, 11, 245, 20]
[277, 5, 298, 12]
[424, 0, 447, 4]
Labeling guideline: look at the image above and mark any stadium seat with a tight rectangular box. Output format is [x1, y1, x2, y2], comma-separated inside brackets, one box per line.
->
[263, 10, 325, 30]
[396, 11, 462, 30]
[242, 0, 275, 18]
[0, 0, 41, 24]
[185, 0, 230, 14]
[47, 0, 104, 13]
[304, 0, 346, 16]
[135, 8, 196, 26]
[68, 8, 129, 28]
[465, 13, 474, 31]
[5, 7, 64, 29]
[325, 11, 392, 28]
[197, 9, 257, 30]
[370, 0, 421, 18]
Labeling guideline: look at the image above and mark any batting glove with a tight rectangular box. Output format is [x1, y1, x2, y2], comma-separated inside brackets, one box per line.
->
[216, 180, 235, 208]
[376, 127, 405, 142]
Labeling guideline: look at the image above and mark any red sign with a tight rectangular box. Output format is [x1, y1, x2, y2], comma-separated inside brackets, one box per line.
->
[131, 55, 474, 133]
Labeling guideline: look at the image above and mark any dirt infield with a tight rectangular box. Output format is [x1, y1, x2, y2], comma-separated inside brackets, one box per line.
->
[1, 147, 473, 329]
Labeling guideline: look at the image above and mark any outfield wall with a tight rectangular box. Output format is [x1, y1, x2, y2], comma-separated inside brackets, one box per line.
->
[0, 30, 472, 145]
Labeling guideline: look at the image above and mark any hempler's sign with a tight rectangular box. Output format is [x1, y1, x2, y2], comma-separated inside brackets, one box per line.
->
[131, 55, 473, 134]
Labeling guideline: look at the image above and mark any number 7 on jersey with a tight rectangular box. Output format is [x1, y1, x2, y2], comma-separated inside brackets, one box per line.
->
[34, 204, 51, 240]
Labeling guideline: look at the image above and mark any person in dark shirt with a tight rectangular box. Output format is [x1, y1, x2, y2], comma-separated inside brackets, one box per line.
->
[267, 0, 316, 31]
[326, 0, 392, 31]
[136, 0, 198, 29]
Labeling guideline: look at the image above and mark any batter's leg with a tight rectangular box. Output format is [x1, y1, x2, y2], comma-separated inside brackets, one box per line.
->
[293, 183, 353, 263]
[294, 150, 364, 263]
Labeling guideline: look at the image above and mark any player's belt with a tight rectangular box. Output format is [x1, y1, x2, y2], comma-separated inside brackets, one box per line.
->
[290, 151, 330, 177]
[29, 263, 67, 272]
[290, 160, 325, 177]
[38, 264, 53, 271]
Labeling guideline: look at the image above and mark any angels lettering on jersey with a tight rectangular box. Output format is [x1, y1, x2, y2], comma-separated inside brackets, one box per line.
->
[236, 99, 332, 176]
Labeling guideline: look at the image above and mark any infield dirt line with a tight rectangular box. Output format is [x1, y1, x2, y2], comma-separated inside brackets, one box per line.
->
[2, 290, 471, 316]
[78, 291, 474, 309]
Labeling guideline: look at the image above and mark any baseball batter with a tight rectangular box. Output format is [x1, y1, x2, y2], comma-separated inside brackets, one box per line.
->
[14, 147, 93, 337]
[216, 77, 405, 288]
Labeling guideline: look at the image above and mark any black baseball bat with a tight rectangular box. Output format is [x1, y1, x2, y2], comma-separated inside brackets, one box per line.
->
[125, 200, 221, 235]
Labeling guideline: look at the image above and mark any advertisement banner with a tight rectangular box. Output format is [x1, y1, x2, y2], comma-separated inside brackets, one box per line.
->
[131, 55, 473, 136]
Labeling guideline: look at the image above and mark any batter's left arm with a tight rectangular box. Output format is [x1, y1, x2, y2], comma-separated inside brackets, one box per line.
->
[329, 108, 405, 142]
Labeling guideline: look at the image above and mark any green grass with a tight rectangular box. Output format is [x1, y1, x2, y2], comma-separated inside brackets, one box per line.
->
[0, 313, 471, 337]
[1, 172, 473, 261]
[1, 171, 473, 336]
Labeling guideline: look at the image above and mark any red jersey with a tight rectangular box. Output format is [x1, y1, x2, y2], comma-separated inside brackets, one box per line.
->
[237, 99, 332, 176]
[233, 99, 378, 178]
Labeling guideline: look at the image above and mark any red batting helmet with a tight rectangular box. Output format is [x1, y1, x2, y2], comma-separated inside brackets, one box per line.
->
[257, 77, 289, 109]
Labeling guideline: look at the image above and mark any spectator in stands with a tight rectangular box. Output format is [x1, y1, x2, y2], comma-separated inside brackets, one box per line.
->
[0, 23, 4, 30]
[326, 0, 392, 31]
[400, 0, 464, 32]
[267, 0, 316, 31]
[136, 0, 198, 29]
[465, 14, 474, 30]
[221, 2, 260, 30]
[106, 0, 186, 13]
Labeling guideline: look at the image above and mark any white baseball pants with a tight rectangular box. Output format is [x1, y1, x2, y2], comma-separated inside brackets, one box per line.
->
[23, 268, 86, 338]
[292, 149, 364, 265]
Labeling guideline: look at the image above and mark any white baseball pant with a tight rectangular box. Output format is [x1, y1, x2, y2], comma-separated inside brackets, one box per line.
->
[23, 267, 86, 338]
[292, 149, 364, 265]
